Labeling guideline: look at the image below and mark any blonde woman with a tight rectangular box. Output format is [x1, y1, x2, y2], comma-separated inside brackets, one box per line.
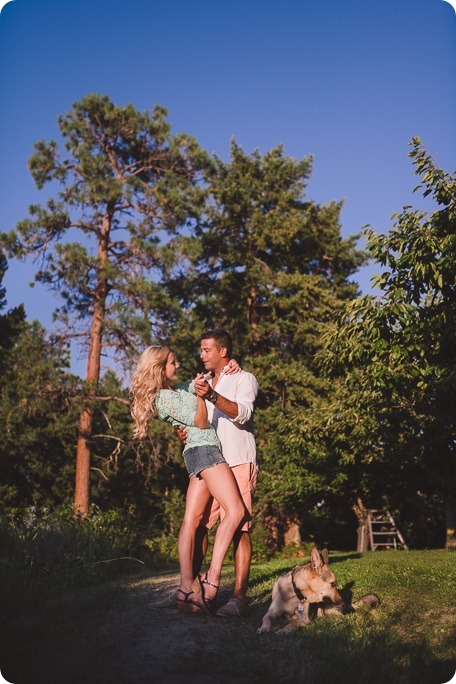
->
[131, 345, 248, 614]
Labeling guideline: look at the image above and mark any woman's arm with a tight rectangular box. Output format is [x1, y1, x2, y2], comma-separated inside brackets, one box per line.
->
[193, 394, 209, 429]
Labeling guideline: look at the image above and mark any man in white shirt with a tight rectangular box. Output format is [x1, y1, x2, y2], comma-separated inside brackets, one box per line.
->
[151, 329, 259, 617]
[193, 330, 259, 616]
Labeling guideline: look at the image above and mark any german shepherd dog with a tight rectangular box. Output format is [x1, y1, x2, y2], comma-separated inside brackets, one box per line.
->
[257, 547, 380, 634]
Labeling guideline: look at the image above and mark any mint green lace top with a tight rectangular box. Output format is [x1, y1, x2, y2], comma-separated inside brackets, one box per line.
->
[156, 381, 222, 453]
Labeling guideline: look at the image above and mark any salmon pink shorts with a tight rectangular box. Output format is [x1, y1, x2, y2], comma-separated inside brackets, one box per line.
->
[201, 462, 257, 532]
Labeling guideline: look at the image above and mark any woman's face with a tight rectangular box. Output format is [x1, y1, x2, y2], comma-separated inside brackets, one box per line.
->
[164, 351, 179, 382]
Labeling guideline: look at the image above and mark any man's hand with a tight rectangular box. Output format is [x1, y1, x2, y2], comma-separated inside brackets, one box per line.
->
[194, 370, 240, 420]
[175, 425, 189, 444]
[194, 373, 211, 399]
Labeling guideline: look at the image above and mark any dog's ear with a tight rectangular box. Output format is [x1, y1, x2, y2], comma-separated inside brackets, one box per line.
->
[310, 546, 323, 572]
[321, 548, 329, 565]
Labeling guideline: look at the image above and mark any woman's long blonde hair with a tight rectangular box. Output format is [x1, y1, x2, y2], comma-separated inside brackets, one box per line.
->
[130, 345, 171, 439]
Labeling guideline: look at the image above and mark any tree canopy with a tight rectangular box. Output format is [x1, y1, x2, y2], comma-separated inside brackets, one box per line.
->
[318, 137, 456, 549]
[2, 93, 452, 551]
[1, 94, 210, 514]
[164, 140, 367, 546]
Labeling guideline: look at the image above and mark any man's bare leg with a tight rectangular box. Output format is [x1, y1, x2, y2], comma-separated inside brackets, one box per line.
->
[215, 528, 251, 616]
[232, 529, 251, 604]
[192, 525, 208, 579]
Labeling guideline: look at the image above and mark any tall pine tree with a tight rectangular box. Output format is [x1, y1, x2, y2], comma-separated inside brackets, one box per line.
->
[1, 94, 209, 515]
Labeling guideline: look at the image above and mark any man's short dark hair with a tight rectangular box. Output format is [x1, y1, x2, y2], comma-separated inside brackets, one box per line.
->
[200, 329, 233, 357]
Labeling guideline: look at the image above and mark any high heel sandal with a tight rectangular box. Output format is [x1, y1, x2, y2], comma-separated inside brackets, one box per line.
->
[176, 588, 202, 614]
[198, 573, 219, 615]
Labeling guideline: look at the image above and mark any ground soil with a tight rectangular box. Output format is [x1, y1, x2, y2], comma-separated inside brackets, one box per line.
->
[0, 571, 272, 684]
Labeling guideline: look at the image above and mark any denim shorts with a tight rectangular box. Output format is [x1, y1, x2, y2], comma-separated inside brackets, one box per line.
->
[184, 445, 226, 479]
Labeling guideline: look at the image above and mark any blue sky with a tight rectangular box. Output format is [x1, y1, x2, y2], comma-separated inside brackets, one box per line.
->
[0, 0, 454, 375]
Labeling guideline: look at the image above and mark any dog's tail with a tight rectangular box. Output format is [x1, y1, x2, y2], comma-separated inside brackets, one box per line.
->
[316, 593, 380, 617]
[352, 593, 381, 610]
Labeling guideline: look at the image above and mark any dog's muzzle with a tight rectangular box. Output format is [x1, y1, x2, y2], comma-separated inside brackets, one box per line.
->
[322, 596, 344, 606]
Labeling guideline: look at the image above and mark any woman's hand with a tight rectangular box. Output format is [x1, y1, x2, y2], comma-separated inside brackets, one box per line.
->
[224, 358, 241, 375]
[194, 374, 211, 399]
[174, 425, 189, 444]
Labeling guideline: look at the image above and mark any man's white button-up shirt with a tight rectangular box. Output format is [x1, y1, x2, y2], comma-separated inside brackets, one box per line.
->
[207, 367, 259, 468]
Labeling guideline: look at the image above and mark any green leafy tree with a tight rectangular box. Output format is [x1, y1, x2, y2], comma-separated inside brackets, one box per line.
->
[0, 260, 76, 508]
[0, 315, 188, 533]
[168, 142, 366, 546]
[319, 138, 456, 549]
[1, 94, 209, 515]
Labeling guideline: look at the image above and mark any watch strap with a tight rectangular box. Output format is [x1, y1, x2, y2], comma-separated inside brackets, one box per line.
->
[207, 390, 218, 404]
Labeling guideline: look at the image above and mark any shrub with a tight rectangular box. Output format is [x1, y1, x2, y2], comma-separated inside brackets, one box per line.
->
[0, 505, 146, 612]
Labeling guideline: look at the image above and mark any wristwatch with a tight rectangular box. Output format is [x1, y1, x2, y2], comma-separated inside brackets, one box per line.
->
[207, 389, 218, 404]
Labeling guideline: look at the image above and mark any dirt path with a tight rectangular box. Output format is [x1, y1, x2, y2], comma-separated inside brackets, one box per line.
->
[1, 572, 278, 684]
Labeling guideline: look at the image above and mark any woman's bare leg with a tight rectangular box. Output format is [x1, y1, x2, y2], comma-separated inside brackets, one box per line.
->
[198, 463, 248, 601]
[178, 475, 212, 594]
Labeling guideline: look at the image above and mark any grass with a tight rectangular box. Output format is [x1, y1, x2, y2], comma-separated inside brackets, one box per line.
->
[0, 508, 454, 683]
[245, 551, 456, 684]
[1, 548, 454, 684]
[0, 506, 172, 617]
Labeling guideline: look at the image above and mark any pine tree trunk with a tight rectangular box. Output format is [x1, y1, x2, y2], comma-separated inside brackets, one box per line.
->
[74, 305, 104, 516]
[74, 408, 93, 516]
[73, 214, 110, 516]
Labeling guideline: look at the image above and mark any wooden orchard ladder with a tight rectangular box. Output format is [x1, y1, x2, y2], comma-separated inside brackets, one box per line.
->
[367, 509, 408, 550]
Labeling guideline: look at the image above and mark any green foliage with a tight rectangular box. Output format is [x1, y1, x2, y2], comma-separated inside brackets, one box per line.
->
[5, 95, 451, 552]
[1, 94, 210, 366]
[0, 505, 146, 614]
[0, 253, 25, 374]
[318, 137, 456, 547]
[0, 99, 369, 544]
[166, 141, 366, 543]
[0, 320, 80, 507]
[143, 488, 187, 562]
[0, 93, 214, 513]
[0, 318, 189, 530]
[173, 141, 364, 351]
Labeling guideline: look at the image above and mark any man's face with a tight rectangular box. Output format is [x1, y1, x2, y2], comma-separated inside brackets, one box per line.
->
[199, 338, 227, 372]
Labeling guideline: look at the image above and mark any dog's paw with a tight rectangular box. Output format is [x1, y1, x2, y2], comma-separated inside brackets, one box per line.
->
[257, 614, 274, 634]
[257, 624, 271, 634]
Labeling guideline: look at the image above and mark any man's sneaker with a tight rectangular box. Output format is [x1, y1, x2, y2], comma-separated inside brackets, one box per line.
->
[150, 589, 178, 610]
[216, 597, 249, 617]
